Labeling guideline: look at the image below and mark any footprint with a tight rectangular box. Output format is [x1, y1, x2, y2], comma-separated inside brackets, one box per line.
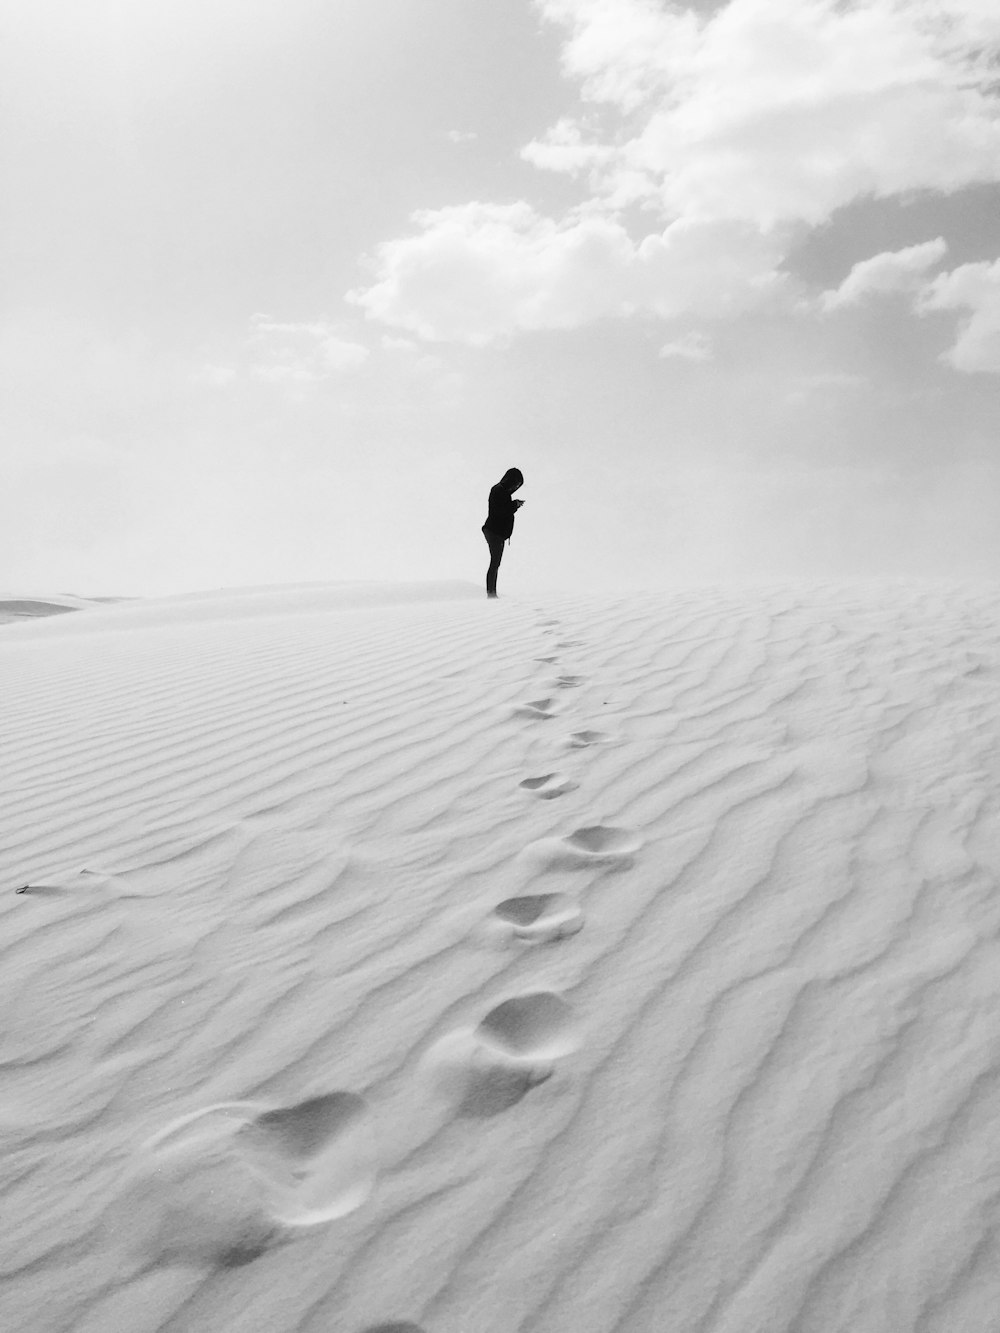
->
[513, 697, 559, 720]
[565, 826, 639, 857]
[118, 1092, 376, 1267]
[534, 655, 559, 664]
[360, 1326, 426, 1333]
[243, 1094, 375, 1224]
[521, 823, 641, 872]
[478, 992, 580, 1061]
[568, 729, 610, 748]
[519, 773, 578, 800]
[493, 893, 584, 942]
[556, 639, 583, 649]
[423, 993, 579, 1118]
[552, 674, 585, 690]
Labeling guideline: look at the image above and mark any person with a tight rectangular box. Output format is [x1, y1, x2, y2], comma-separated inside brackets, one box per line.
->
[482, 467, 524, 598]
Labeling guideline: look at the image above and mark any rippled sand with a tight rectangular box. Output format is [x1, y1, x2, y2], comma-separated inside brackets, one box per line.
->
[1, 581, 999, 1333]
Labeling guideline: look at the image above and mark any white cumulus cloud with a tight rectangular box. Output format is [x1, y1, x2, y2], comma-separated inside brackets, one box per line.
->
[917, 259, 1000, 372]
[535, 0, 1000, 226]
[821, 238, 949, 309]
[350, 202, 788, 344]
[350, 0, 1000, 345]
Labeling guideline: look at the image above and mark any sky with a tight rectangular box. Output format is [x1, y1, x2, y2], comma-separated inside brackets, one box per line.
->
[2, 0, 1000, 597]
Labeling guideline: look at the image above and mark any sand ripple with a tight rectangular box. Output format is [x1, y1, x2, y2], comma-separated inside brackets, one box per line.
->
[1, 583, 999, 1331]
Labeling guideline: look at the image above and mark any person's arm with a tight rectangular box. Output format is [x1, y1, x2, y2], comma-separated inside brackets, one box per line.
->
[487, 485, 515, 534]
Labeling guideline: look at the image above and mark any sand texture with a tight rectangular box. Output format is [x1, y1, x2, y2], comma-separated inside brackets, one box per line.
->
[0, 594, 130, 625]
[2, 581, 1000, 1332]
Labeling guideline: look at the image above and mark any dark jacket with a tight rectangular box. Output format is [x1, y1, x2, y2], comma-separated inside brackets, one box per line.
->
[484, 483, 517, 540]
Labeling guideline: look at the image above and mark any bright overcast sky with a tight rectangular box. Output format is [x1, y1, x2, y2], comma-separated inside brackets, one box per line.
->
[3, 0, 999, 596]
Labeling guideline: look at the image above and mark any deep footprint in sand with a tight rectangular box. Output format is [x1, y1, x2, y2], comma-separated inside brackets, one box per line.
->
[522, 823, 641, 872]
[360, 1325, 426, 1333]
[120, 1092, 376, 1266]
[477, 992, 580, 1060]
[493, 892, 584, 942]
[513, 697, 560, 720]
[565, 825, 640, 857]
[424, 992, 579, 1118]
[519, 772, 579, 800]
[568, 728, 611, 748]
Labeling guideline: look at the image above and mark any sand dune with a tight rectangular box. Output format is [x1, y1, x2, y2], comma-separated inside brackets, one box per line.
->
[0, 593, 130, 625]
[1, 581, 999, 1332]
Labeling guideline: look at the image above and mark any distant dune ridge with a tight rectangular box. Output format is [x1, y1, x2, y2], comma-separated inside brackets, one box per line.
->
[1, 580, 1000, 1332]
[0, 593, 130, 624]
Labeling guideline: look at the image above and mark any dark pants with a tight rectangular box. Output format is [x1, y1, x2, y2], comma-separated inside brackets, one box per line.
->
[482, 526, 506, 596]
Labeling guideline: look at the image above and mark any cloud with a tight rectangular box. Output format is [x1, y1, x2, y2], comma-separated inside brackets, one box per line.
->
[659, 331, 713, 361]
[521, 117, 616, 174]
[447, 129, 478, 143]
[350, 0, 1000, 344]
[248, 316, 369, 380]
[819, 243, 1000, 373]
[819, 241, 1000, 374]
[534, 0, 1000, 226]
[821, 238, 949, 309]
[350, 202, 788, 344]
[200, 317, 369, 388]
[917, 258, 1000, 372]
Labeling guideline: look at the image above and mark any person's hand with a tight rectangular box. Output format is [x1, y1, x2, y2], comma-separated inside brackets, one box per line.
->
[513, 498, 524, 509]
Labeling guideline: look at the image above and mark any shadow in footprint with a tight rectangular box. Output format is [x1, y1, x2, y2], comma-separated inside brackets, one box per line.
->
[423, 993, 579, 1119]
[513, 698, 559, 720]
[242, 1092, 375, 1224]
[119, 1092, 376, 1267]
[493, 892, 584, 942]
[568, 729, 610, 749]
[565, 826, 639, 857]
[459, 1060, 553, 1118]
[360, 1325, 426, 1333]
[478, 992, 580, 1061]
[521, 823, 641, 872]
[519, 772, 578, 800]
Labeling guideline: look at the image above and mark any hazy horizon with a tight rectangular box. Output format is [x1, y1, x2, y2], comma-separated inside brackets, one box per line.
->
[3, 0, 999, 598]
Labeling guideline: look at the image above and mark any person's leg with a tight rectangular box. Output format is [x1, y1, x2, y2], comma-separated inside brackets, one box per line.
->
[483, 528, 504, 597]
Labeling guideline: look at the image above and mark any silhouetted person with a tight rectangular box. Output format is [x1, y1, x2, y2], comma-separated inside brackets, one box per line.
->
[482, 468, 524, 598]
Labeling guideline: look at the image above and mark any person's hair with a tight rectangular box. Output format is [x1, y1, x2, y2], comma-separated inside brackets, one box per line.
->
[500, 468, 523, 488]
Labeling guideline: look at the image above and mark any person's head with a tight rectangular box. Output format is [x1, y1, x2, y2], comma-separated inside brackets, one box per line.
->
[500, 467, 523, 493]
